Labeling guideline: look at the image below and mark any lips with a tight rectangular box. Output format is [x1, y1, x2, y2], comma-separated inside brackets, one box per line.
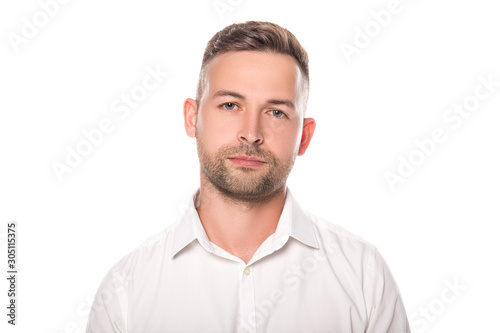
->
[228, 155, 266, 167]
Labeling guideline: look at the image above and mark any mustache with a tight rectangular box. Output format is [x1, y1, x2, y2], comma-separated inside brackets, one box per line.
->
[219, 144, 275, 163]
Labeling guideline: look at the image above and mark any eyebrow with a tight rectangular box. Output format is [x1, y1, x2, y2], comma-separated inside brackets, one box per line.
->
[213, 89, 245, 100]
[266, 99, 295, 111]
[212, 89, 296, 111]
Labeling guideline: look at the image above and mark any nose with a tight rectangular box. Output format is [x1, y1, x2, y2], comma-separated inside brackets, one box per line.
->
[238, 110, 264, 145]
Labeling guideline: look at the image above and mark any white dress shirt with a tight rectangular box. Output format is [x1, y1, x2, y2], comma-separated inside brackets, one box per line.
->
[86, 188, 410, 333]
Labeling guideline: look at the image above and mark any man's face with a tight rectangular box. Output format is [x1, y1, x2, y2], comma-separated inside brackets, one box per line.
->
[187, 50, 314, 203]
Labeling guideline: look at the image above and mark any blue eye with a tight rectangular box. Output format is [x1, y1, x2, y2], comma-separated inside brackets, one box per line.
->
[223, 103, 237, 111]
[270, 110, 286, 118]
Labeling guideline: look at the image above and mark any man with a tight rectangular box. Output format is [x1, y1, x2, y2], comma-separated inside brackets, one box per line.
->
[86, 21, 410, 332]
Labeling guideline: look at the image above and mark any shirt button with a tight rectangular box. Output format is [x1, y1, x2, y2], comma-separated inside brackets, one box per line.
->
[244, 267, 250, 276]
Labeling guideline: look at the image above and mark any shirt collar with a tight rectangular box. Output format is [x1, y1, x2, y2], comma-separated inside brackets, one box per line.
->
[272, 187, 320, 250]
[170, 187, 319, 258]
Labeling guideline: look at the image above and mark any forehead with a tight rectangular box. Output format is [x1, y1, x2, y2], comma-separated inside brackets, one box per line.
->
[203, 51, 305, 105]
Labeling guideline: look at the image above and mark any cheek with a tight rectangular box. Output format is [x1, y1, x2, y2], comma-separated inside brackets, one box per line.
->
[268, 124, 302, 156]
[196, 113, 234, 148]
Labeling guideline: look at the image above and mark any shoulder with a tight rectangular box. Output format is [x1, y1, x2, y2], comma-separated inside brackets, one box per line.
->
[302, 209, 389, 274]
[287, 189, 377, 258]
[108, 220, 180, 276]
[301, 211, 400, 293]
[309, 210, 377, 254]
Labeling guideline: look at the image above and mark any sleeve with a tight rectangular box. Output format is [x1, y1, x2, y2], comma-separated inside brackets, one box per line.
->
[365, 248, 411, 333]
[85, 265, 129, 333]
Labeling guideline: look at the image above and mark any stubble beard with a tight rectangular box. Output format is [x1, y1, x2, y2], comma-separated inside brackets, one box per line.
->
[196, 140, 296, 204]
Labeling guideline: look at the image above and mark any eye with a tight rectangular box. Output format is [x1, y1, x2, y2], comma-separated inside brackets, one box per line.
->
[222, 102, 238, 111]
[269, 110, 286, 118]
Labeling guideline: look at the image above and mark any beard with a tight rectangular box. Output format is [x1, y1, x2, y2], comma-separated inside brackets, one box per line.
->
[196, 139, 296, 204]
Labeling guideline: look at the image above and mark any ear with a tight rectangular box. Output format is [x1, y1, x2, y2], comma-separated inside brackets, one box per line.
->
[183, 98, 198, 138]
[298, 117, 316, 156]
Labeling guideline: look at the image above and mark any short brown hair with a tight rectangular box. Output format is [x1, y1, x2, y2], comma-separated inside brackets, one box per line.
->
[196, 21, 309, 110]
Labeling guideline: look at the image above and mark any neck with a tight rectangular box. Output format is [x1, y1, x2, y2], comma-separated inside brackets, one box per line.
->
[196, 174, 287, 264]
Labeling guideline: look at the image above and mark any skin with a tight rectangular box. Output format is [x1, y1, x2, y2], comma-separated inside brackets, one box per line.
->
[183, 50, 316, 264]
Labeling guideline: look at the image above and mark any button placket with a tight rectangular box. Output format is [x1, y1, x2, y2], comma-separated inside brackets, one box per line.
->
[238, 265, 257, 333]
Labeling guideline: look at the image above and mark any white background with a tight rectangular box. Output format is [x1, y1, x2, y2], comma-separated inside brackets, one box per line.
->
[1, 0, 499, 332]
